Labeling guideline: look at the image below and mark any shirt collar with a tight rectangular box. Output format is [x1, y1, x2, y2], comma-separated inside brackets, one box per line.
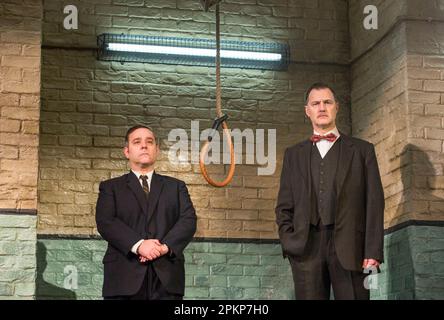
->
[313, 127, 340, 138]
[131, 169, 154, 182]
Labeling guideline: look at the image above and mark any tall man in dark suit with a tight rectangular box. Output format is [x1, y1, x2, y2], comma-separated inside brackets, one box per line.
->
[275, 83, 384, 300]
[96, 125, 197, 300]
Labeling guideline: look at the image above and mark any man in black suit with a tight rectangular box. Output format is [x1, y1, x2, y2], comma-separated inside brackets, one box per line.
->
[275, 83, 384, 300]
[96, 125, 197, 300]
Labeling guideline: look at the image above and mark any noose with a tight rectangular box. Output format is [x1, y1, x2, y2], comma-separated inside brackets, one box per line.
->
[199, 3, 235, 187]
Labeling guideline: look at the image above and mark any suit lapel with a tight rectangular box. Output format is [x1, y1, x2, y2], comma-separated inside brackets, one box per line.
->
[126, 171, 148, 216]
[298, 140, 312, 194]
[336, 133, 355, 199]
[297, 139, 313, 222]
[147, 172, 164, 225]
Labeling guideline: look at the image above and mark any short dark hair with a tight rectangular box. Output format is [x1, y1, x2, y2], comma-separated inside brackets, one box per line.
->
[124, 125, 157, 146]
[304, 82, 338, 105]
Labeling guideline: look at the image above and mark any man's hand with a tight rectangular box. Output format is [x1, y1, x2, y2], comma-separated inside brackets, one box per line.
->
[159, 244, 169, 255]
[138, 240, 169, 263]
[362, 258, 380, 270]
[137, 239, 162, 262]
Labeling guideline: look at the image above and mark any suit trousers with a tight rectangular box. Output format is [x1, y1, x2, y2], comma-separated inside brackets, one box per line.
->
[288, 225, 369, 300]
[104, 263, 182, 300]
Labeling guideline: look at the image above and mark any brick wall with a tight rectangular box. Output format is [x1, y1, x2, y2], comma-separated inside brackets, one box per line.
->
[0, 214, 38, 299]
[0, 0, 42, 212]
[349, 0, 409, 228]
[349, 0, 407, 60]
[349, 0, 444, 300]
[38, 0, 351, 237]
[38, 227, 444, 300]
[0, 0, 42, 299]
[371, 225, 444, 300]
[349, 0, 444, 229]
[404, 12, 444, 223]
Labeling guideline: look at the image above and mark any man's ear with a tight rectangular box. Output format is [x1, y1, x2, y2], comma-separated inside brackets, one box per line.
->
[123, 146, 129, 159]
[305, 105, 310, 118]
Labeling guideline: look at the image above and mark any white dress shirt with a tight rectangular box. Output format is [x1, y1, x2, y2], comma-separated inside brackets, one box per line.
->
[313, 127, 340, 159]
[130, 169, 154, 254]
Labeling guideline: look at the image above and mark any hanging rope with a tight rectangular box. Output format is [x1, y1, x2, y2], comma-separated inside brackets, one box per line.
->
[199, 3, 235, 187]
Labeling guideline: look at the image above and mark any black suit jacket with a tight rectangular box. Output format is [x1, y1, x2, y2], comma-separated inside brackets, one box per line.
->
[96, 171, 196, 297]
[275, 134, 385, 271]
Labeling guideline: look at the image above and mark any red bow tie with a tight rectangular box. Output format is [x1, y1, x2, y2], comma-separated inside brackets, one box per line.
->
[310, 133, 337, 143]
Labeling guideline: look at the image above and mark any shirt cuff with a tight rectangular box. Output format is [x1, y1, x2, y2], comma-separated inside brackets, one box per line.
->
[165, 244, 175, 258]
[131, 239, 144, 255]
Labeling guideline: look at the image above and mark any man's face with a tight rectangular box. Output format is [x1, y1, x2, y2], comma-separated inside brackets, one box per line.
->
[305, 88, 339, 130]
[124, 128, 159, 169]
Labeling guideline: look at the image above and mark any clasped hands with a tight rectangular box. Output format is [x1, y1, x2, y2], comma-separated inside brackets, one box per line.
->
[137, 239, 169, 263]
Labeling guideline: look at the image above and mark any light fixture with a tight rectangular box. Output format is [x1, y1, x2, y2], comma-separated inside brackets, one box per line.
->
[97, 33, 289, 70]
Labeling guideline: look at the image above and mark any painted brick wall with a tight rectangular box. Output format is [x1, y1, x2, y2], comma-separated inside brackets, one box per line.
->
[404, 14, 444, 224]
[37, 226, 444, 300]
[0, 214, 37, 299]
[348, 0, 444, 227]
[0, 0, 42, 299]
[349, 0, 409, 229]
[371, 225, 444, 300]
[36, 239, 294, 300]
[0, 0, 42, 211]
[349, 0, 444, 300]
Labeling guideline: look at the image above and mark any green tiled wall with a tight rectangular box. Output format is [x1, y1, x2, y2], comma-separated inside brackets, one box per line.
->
[0, 214, 37, 299]
[36, 239, 294, 300]
[35, 225, 444, 300]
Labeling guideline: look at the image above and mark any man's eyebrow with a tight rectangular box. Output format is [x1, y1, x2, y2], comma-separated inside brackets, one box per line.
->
[311, 99, 334, 103]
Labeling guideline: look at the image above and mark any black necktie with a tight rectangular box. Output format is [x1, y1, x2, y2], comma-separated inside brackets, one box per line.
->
[140, 175, 149, 196]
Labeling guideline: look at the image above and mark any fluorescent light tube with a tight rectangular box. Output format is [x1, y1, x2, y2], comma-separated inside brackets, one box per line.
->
[107, 43, 282, 61]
